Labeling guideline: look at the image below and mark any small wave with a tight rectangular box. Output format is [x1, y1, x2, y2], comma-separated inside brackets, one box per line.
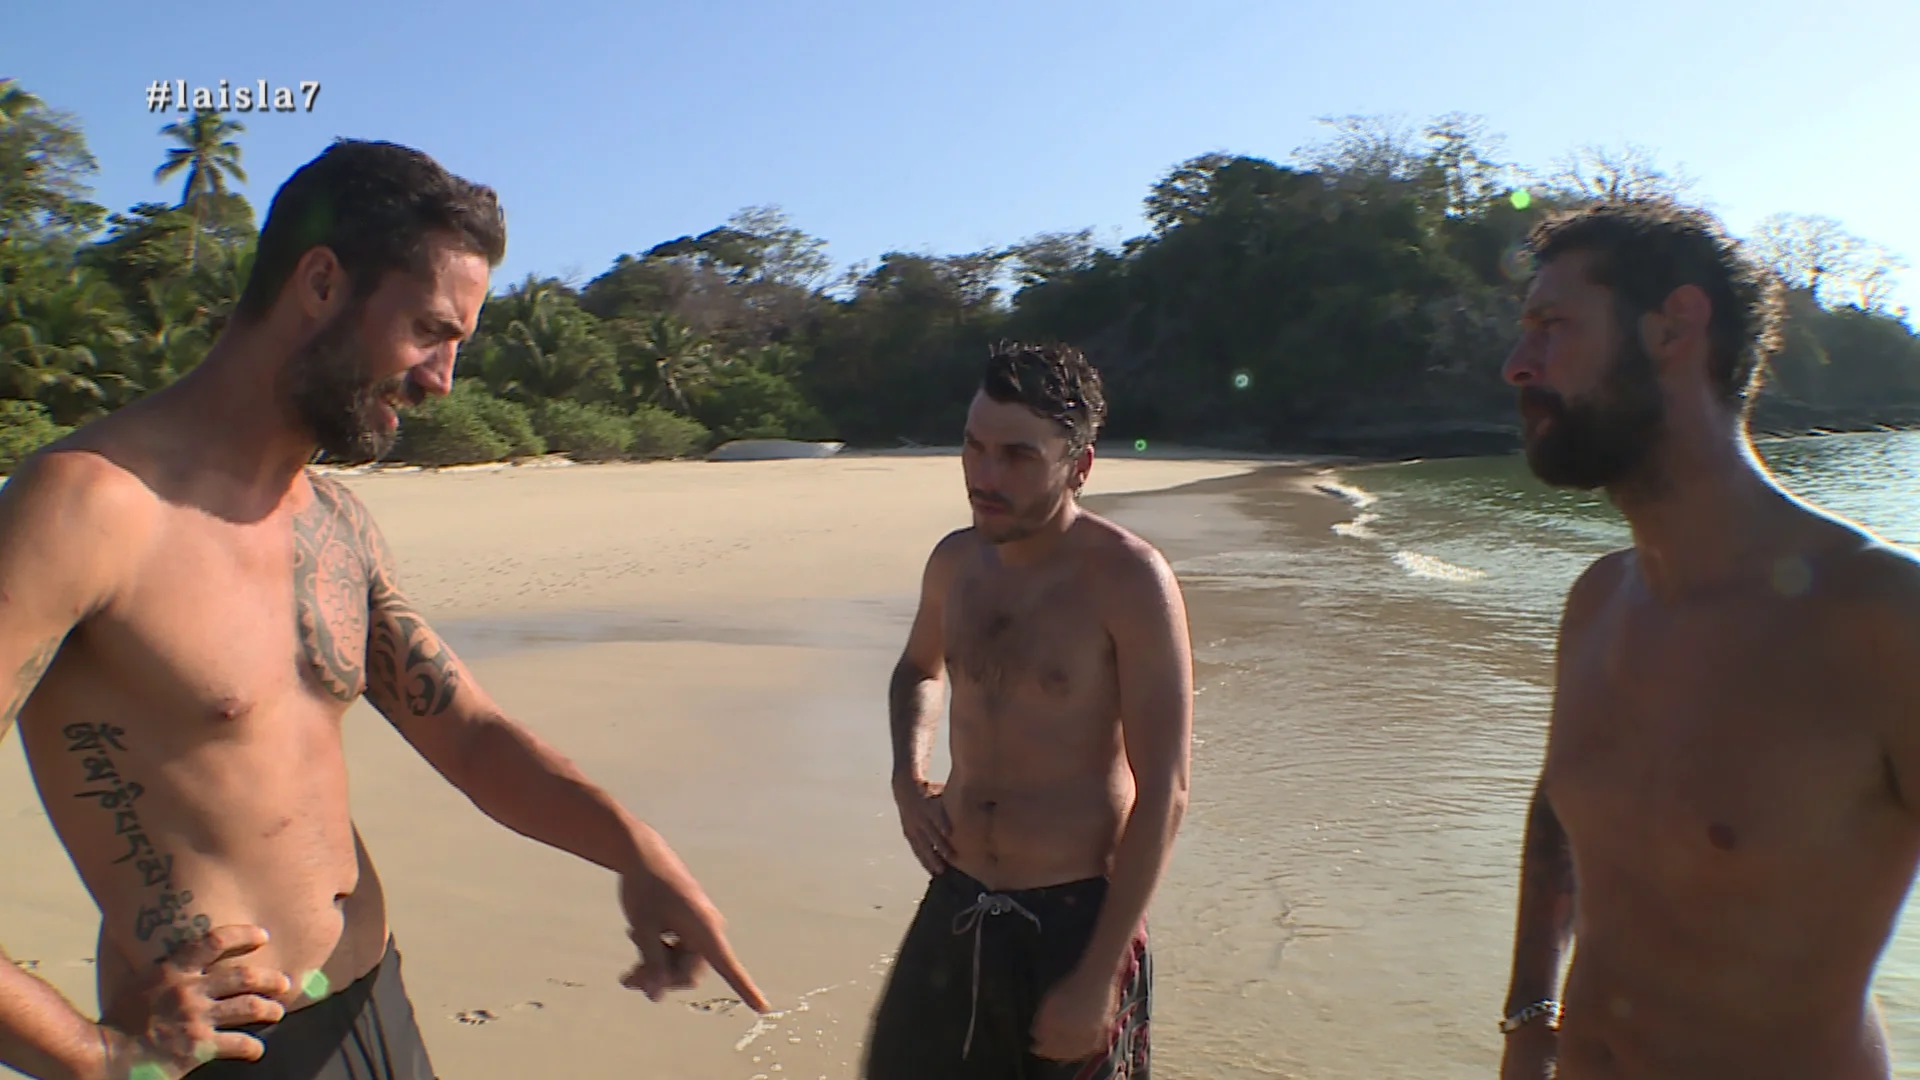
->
[1391, 550, 1487, 582]
[1331, 511, 1378, 539]
[1173, 550, 1320, 589]
[1311, 478, 1378, 509]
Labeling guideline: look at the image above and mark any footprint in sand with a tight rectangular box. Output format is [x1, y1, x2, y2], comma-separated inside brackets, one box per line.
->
[19, 958, 95, 971]
[685, 997, 743, 1015]
[451, 1002, 544, 1026]
[545, 977, 584, 989]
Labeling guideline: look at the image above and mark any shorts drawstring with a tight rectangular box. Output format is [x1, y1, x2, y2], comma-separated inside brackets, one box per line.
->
[950, 890, 1042, 1059]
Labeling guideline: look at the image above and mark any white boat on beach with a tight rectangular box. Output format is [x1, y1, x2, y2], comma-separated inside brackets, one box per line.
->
[704, 439, 846, 462]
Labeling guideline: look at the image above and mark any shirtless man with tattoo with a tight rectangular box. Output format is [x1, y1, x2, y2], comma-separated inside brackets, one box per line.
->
[862, 342, 1192, 1079]
[1499, 200, 1920, 1079]
[0, 139, 765, 1080]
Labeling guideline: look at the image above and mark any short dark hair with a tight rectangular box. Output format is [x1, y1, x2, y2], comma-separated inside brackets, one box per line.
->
[1527, 199, 1784, 409]
[235, 139, 507, 320]
[979, 340, 1107, 454]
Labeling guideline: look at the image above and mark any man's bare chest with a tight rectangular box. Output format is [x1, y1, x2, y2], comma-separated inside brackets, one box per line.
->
[942, 567, 1114, 705]
[1545, 603, 1895, 874]
[64, 480, 381, 721]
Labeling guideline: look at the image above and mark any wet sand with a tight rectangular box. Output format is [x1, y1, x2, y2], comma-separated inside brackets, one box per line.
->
[0, 452, 1312, 1080]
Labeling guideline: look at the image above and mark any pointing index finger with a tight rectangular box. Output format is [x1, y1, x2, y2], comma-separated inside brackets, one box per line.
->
[702, 932, 769, 1013]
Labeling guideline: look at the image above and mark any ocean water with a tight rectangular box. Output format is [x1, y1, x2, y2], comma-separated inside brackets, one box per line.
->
[1102, 430, 1920, 1079]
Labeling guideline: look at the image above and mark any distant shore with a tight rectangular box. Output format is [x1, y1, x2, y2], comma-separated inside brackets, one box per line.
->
[293, 415, 1917, 486]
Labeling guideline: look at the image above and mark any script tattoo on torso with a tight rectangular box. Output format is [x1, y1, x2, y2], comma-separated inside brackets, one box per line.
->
[63, 722, 209, 960]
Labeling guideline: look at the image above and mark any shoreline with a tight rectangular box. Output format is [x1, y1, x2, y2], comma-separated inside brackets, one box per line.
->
[297, 421, 1906, 488]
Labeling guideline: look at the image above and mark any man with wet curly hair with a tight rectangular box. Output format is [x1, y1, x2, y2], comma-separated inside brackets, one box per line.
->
[865, 341, 1191, 1078]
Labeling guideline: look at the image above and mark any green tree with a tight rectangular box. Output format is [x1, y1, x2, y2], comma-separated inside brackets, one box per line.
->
[0, 81, 104, 243]
[469, 275, 620, 406]
[0, 257, 128, 423]
[153, 109, 248, 267]
[609, 311, 717, 413]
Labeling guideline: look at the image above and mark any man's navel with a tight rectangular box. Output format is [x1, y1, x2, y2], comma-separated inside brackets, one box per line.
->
[978, 799, 999, 864]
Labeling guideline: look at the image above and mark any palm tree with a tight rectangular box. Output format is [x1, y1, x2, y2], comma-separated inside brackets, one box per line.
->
[0, 261, 129, 422]
[118, 276, 213, 396]
[617, 312, 718, 414]
[153, 109, 247, 268]
[478, 279, 620, 405]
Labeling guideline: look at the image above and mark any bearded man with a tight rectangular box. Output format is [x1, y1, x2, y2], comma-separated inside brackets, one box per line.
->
[1498, 200, 1920, 1080]
[0, 139, 764, 1080]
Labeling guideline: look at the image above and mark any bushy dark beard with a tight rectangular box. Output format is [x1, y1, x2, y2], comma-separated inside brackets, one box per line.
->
[282, 303, 411, 465]
[1520, 329, 1666, 491]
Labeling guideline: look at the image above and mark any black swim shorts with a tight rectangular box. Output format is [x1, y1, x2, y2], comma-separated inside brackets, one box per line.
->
[190, 937, 436, 1080]
[863, 868, 1151, 1079]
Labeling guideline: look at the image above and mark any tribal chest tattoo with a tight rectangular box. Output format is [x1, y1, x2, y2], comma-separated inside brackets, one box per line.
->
[292, 474, 377, 701]
[293, 472, 460, 719]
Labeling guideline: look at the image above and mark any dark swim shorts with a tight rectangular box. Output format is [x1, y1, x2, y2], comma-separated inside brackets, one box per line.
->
[191, 937, 436, 1080]
[863, 868, 1151, 1079]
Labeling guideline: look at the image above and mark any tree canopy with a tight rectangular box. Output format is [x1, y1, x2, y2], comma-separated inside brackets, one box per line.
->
[0, 84, 1914, 471]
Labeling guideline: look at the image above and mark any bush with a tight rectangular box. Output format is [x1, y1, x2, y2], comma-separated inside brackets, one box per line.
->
[0, 399, 73, 474]
[468, 393, 546, 458]
[628, 404, 710, 460]
[532, 399, 634, 461]
[692, 368, 834, 442]
[394, 384, 514, 465]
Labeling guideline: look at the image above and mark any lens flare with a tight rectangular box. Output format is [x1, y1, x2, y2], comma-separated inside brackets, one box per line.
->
[1500, 242, 1533, 282]
[1232, 372, 1252, 390]
[1134, 438, 1148, 452]
[302, 968, 332, 1000]
[1510, 189, 1533, 210]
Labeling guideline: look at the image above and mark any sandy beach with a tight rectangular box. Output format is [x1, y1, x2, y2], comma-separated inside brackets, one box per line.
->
[0, 451, 1289, 1080]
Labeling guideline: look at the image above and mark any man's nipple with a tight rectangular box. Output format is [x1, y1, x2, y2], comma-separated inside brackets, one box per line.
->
[1707, 822, 1738, 851]
[213, 696, 254, 722]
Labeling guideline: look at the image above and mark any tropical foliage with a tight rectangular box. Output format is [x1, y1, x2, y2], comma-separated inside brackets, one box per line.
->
[1, 83, 1915, 471]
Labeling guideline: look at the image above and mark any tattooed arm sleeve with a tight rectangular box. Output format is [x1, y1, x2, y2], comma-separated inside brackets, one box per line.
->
[322, 476, 655, 873]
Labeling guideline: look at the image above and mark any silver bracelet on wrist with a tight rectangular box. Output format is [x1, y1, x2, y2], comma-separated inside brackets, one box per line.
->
[1499, 999, 1560, 1034]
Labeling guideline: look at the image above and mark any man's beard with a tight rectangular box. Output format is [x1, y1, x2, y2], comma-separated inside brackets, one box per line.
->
[970, 478, 1074, 544]
[1520, 333, 1666, 491]
[283, 305, 414, 465]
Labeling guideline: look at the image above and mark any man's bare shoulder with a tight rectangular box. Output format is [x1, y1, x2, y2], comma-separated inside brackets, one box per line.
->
[301, 468, 385, 534]
[1557, 547, 1634, 627]
[1818, 532, 1920, 796]
[1817, 531, 1920, 631]
[0, 446, 163, 544]
[301, 465, 395, 541]
[1571, 546, 1635, 597]
[929, 525, 981, 558]
[0, 448, 164, 631]
[1071, 513, 1181, 603]
[908, 527, 980, 610]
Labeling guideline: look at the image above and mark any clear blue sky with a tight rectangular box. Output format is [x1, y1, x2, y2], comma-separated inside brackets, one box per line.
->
[9, 0, 1919, 318]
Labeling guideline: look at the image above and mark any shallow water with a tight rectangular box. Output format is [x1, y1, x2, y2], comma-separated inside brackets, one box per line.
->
[1095, 431, 1920, 1078]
